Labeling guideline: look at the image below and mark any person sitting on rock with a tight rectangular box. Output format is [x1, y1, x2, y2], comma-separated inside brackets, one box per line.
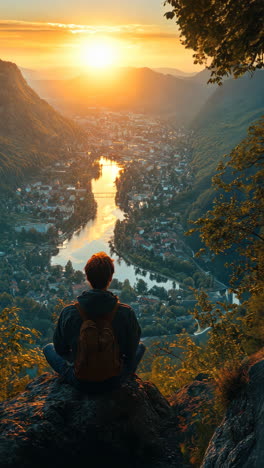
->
[43, 251, 145, 392]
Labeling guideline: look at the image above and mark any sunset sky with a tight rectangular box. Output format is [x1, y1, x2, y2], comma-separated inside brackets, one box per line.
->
[0, 0, 204, 72]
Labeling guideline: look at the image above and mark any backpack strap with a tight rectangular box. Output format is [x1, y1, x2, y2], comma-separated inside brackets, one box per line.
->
[75, 302, 88, 321]
[107, 301, 120, 322]
[75, 301, 120, 323]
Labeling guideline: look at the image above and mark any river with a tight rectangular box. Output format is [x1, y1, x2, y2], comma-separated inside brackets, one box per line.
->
[51, 157, 178, 291]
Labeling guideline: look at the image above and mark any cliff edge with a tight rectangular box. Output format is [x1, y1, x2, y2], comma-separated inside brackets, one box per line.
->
[202, 353, 264, 468]
[1, 353, 264, 468]
[0, 373, 184, 468]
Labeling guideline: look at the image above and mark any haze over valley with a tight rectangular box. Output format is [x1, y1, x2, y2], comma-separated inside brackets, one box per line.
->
[0, 56, 261, 338]
[1, 2, 264, 465]
[0, 58, 233, 338]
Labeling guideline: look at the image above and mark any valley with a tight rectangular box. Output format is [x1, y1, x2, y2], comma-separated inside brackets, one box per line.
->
[1, 3, 263, 465]
[0, 104, 232, 348]
[0, 58, 261, 366]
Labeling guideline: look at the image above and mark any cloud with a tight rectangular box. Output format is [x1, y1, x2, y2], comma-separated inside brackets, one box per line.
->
[0, 19, 179, 40]
[0, 19, 190, 70]
[0, 20, 56, 31]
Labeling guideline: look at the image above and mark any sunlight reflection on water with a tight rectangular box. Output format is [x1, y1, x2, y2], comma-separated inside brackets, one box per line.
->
[52, 157, 177, 290]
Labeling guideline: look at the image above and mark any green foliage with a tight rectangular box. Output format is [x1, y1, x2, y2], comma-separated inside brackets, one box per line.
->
[148, 285, 168, 300]
[170, 73, 264, 240]
[110, 278, 123, 290]
[189, 117, 264, 300]
[184, 399, 223, 467]
[165, 0, 264, 83]
[0, 292, 14, 308]
[150, 298, 247, 396]
[0, 307, 46, 401]
[64, 260, 74, 279]
[183, 276, 195, 288]
[119, 279, 137, 303]
[115, 219, 195, 281]
[135, 278, 148, 295]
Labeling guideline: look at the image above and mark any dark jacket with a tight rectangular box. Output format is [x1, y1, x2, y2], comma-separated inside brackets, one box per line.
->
[53, 289, 141, 370]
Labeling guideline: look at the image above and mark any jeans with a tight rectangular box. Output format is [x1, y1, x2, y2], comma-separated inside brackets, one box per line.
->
[43, 342, 146, 393]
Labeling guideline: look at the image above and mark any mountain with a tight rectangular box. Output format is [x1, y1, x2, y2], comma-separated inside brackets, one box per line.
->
[19, 66, 40, 83]
[176, 70, 264, 223]
[188, 68, 214, 85]
[20, 65, 198, 83]
[29, 67, 213, 123]
[0, 60, 85, 181]
[19, 66, 81, 82]
[191, 71, 264, 183]
[152, 67, 197, 78]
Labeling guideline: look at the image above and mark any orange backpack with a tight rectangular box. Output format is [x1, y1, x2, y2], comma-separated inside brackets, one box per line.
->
[74, 301, 122, 382]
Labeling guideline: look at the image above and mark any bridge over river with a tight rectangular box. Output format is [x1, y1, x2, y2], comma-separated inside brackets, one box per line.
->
[93, 192, 116, 198]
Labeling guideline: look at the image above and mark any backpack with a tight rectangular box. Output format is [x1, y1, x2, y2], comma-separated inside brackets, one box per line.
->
[74, 301, 122, 382]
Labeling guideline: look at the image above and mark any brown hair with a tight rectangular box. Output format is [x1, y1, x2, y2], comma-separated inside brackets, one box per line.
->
[84, 252, 114, 289]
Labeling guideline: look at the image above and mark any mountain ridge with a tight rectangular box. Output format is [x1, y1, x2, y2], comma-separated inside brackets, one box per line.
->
[177, 70, 264, 223]
[152, 67, 197, 78]
[29, 66, 213, 123]
[0, 60, 86, 182]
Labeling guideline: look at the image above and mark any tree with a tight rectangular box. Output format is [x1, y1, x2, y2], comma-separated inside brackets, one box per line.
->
[135, 279, 148, 296]
[49, 264, 63, 278]
[183, 277, 195, 288]
[18, 280, 30, 295]
[148, 285, 168, 300]
[57, 284, 71, 300]
[119, 279, 137, 303]
[73, 270, 85, 284]
[189, 118, 264, 303]
[188, 118, 264, 354]
[0, 292, 14, 308]
[154, 119, 264, 404]
[0, 307, 46, 401]
[110, 278, 123, 290]
[64, 260, 74, 279]
[171, 305, 186, 317]
[165, 0, 264, 83]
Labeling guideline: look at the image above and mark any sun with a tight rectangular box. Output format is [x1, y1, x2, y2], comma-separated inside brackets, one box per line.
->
[81, 40, 118, 69]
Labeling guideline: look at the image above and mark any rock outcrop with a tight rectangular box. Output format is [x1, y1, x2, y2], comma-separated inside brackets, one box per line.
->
[202, 354, 264, 468]
[169, 373, 214, 442]
[2, 355, 264, 468]
[0, 373, 185, 468]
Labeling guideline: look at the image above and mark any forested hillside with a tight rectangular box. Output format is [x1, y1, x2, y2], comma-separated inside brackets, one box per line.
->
[172, 71, 264, 223]
[191, 71, 264, 180]
[0, 60, 85, 183]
